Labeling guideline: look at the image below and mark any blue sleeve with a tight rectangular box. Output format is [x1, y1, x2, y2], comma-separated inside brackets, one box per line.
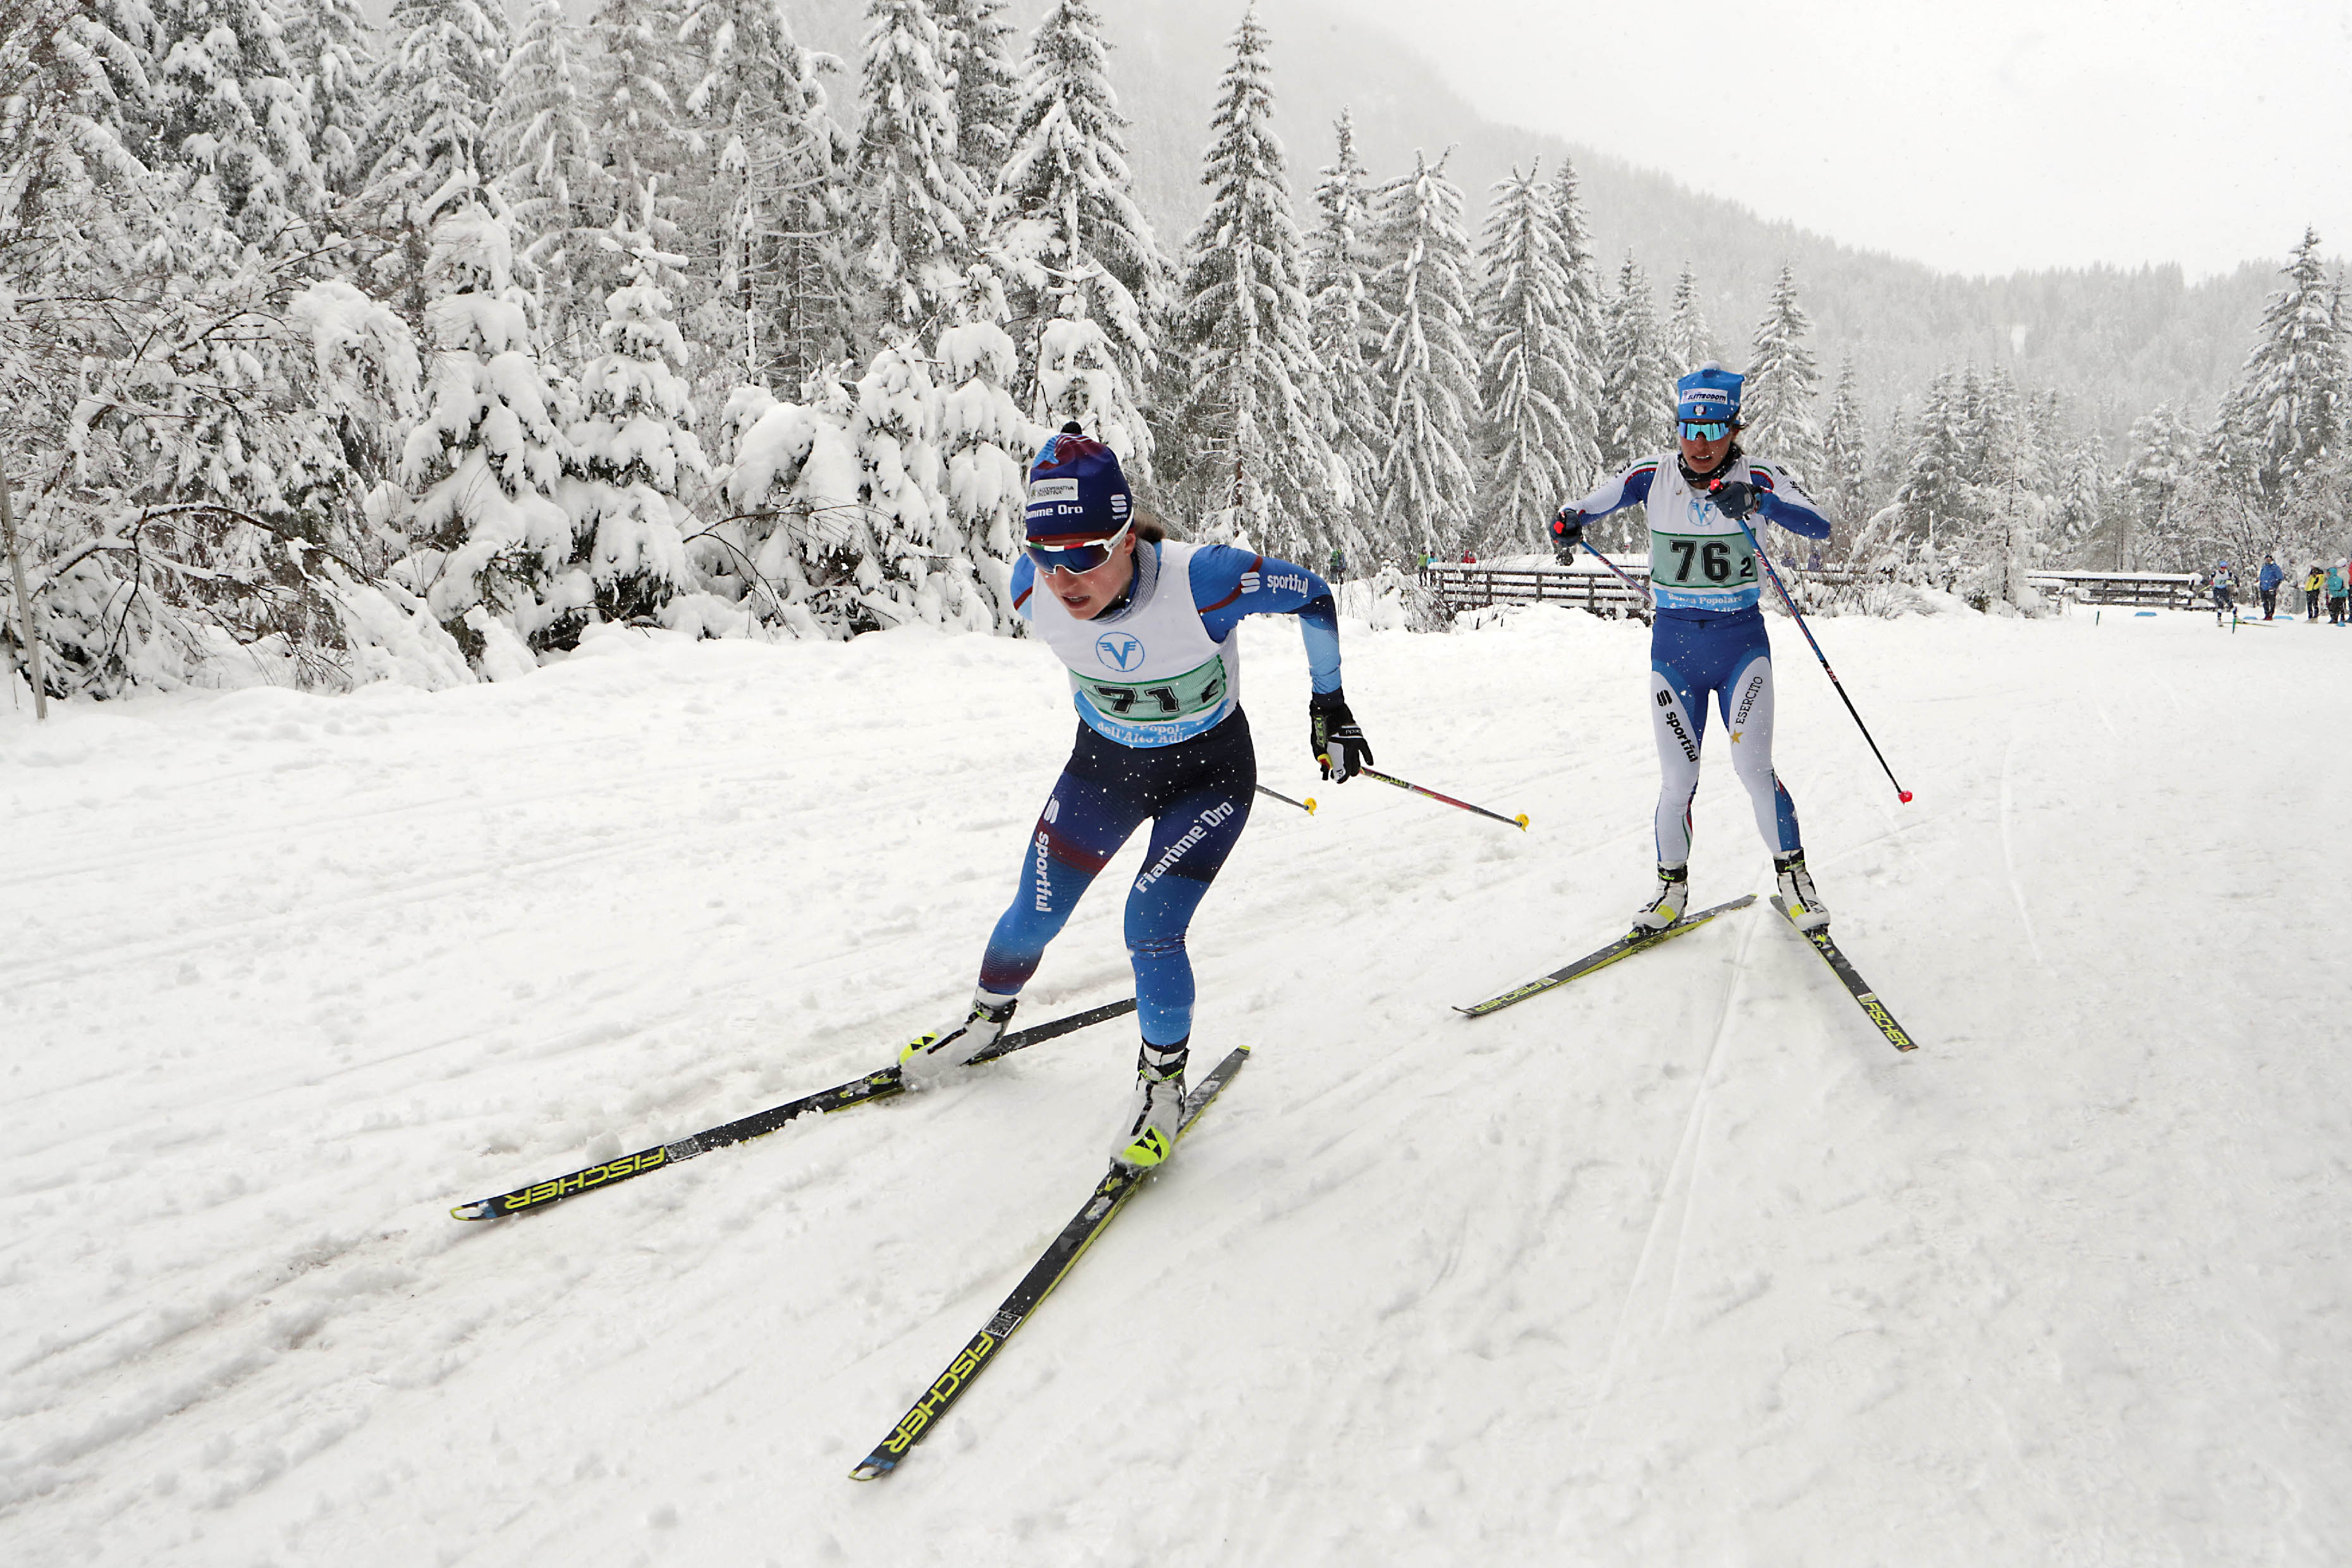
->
[1562, 459, 1659, 522]
[1009, 553, 1037, 620]
[1188, 546, 1342, 695]
[1750, 463, 1833, 541]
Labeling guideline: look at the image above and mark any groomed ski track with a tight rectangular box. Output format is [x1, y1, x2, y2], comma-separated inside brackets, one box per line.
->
[4, 603, 2347, 1565]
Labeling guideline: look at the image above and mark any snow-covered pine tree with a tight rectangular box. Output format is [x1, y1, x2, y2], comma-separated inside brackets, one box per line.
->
[1664, 265, 1715, 369]
[1, 0, 166, 694]
[1595, 253, 1669, 504]
[557, 217, 715, 637]
[3, 1, 443, 697]
[1368, 149, 1479, 558]
[1820, 353, 1868, 532]
[934, 0, 1020, 196]
[995, 0, 1168, 478]
[2026, 388, 2066, 496]
[2208, 228, 2346, 503]
[393, 200, 576, 673]
[492, 0, 604, 353]
[680, 0, 857, 393]
[1472, 161, 1579, 551]
[1955, 364, 2014, 500]
[286, 275, 427, 550]
[26, 194, 398, 690]
[716, 336, 994, 635]
[1304, 109, 1383, 562]
[2055, 426, 2108, 565]
[2122, 402, 2197, 570]
[1744, 264, 1823, 481]
[367, 0, 511, 321]
[933, 261, 1040, 623]
[585, 0, 691, 267]
[283, 0, 380, 205]
[1950, 365, 2045, 612]
[852, 0, 984, 338]
[1870, 366, 1967, 576]
[138, 0, 321, 247]
[1031, 289, 1151, 465]
[1168, 4, 1331, 556]
[1541, 156, 1607, 501]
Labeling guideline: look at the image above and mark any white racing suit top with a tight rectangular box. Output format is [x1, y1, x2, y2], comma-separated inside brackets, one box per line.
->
[1023, 539, 1240, 748]
[1566, 451, 1832, 612]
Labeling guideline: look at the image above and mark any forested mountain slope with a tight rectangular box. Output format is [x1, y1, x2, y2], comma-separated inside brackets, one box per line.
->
[781, 0, 2281, 441]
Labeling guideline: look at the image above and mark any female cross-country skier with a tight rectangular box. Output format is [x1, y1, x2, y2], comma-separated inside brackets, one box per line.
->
[898, 424, 1371, 1170]
[1547, 362, 1837, 933]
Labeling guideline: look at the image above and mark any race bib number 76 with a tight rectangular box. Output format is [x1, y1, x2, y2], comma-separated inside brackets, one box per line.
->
[1651, 530, 1757, 587]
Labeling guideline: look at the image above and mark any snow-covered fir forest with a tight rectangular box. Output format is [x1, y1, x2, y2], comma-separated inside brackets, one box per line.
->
[1, 0, 2344, 696]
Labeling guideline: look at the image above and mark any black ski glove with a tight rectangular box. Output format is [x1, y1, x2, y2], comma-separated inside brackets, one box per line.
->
[1310, 690, 1373, 782]
[1549, 506, 1586, 561]
[1708, 479, 1762, 522]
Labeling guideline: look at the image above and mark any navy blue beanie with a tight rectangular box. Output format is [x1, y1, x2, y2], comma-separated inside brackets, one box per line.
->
[1676, 362, 1743, 424]
[1026, 424, 1133, 539]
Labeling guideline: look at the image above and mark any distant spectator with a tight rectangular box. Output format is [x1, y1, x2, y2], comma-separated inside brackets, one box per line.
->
[2305, 564, 2325, 620]
[1808, 545, 1823, 573]
[2258, 554, 2282, 620]
[1328, 546, 1346, 584]
[2327, 561, 2348, 627]
[2211, 559, 2234, 623]
[1461, 550, 1476, 564]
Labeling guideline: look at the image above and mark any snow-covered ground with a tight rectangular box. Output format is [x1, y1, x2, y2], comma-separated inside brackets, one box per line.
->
[5, 602, 2349, 1566]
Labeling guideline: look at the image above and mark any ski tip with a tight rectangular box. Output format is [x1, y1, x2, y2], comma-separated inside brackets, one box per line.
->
[848, 1456, 895, 1483]
[450, 1201, 493, 1222]
[1514, 812, 1530, 830]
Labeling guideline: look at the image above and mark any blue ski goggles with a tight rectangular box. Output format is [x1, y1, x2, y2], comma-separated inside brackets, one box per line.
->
[1024, 522, 1132, 575]
[1679, 420, 1732, 441]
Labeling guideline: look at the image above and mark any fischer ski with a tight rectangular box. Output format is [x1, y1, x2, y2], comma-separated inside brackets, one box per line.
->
[450, 998, 1139, 1221]
[1770, 897, 1917, 1053]
[848, 1046, 1251, 1483]
[1455, 895, 1756, 1019]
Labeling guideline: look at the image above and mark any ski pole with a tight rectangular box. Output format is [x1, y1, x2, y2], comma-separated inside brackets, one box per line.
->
[1323, 761, 1529, 830]
[1722, 503, 1914, 805]
[1254, 783, 1316, 814]
[1579, 541, 1648, 596]
[1569, 541, 1655, 622]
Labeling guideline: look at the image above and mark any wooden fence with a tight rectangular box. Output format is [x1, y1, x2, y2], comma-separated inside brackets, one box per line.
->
[2026, 571, 2200, 608]
[1422, 564, 2205, 616]
[1421, 565, 1650, 618]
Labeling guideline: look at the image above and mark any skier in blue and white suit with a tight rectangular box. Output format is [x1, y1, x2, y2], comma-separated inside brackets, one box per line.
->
[1548, 362, 1837, 932]
[899, 424, 1372, 1170]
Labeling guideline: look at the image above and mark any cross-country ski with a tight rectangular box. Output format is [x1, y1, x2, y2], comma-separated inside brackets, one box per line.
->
[848, 1047, 1251, 1483]
[1457, 895, 1756, 1017]
[1771, 897, 1919, 1052]
[450, 1000, 1139, 1220]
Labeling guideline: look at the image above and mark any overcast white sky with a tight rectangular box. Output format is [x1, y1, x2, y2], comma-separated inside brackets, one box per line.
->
[1333, 0, 2352, 279]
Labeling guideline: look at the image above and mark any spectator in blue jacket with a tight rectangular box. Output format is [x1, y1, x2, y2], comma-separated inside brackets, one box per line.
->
[2327, 561, 2348, 626]
[2258, 555, 2283, 619]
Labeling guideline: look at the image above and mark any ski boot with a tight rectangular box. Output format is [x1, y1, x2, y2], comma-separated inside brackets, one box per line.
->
[1630, 862, 1689, 934]
[898, 991, 1019, 1089]
[1112, 1039, 1188, 1170]
[1774, 850, 1830, 932]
